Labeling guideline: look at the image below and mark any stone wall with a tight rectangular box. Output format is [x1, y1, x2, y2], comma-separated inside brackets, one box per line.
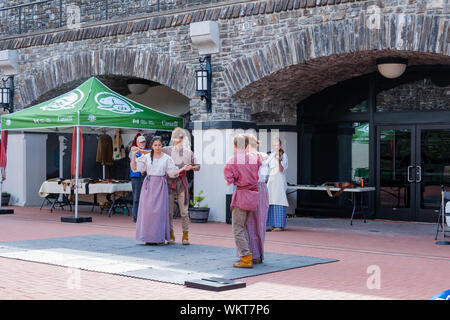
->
[0, 0, 218, 35]
[0, 0, 449, 124]
[377, 78, 450, 112]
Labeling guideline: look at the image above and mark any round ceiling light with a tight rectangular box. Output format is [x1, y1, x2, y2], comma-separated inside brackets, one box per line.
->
[376, 57, 408, 79]
[127, 79, 151, 95]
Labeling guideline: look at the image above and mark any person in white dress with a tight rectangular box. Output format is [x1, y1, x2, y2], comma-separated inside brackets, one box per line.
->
[266, 137, 289, 231]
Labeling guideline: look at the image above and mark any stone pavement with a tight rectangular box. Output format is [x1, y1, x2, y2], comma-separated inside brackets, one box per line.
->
[0, 205, 449, 301]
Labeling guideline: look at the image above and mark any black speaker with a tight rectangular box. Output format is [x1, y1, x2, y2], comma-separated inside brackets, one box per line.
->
[226, 194, 232, 224]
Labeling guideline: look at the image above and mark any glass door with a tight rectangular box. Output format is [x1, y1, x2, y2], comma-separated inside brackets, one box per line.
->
[377, 125, 416, 221]
[377, 125, 450, 222]
[415, 126, 450, 222]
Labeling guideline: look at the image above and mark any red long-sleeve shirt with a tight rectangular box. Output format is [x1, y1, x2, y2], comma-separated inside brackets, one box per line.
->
[224, 150, 261, 212]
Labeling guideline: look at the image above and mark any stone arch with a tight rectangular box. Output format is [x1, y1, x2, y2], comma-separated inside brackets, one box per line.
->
[17, 48, 194, 108]
[223, 13, 450, 107]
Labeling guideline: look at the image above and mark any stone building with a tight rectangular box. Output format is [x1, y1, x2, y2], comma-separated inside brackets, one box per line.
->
[0, 0, 449, 222]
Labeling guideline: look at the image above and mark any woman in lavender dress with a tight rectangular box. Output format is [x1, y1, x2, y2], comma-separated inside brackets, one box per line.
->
[131, 136, 187, 245]
[238, 133, 269, 264]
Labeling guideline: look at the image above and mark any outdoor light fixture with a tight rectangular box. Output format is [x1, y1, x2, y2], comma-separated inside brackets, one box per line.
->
[376, 57, 408, 79]
[195, 55, 212, 112]
[0, 76, 13, 113]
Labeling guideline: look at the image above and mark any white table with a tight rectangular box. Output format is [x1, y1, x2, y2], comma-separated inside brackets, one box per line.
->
[39, 179, 132, 216]
[39, 179, 132, 197]
[286, 185, 376, 225]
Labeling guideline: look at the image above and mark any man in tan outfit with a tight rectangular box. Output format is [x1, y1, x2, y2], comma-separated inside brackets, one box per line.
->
[162, 128, 200, 245]
[223, 134, 261, 268]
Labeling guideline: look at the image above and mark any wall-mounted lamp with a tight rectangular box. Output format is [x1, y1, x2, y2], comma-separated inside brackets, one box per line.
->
[195, 55, 212, 112]
[376, 57, 408, 79]
[0, 76, 14, 113]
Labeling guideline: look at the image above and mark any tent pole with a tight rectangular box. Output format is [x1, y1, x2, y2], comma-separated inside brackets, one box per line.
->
[75, 125, 80, 219]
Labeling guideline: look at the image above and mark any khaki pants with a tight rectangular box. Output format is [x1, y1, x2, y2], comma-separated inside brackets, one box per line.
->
[169, 190, 189, 233]
[232, 206, 252, 257]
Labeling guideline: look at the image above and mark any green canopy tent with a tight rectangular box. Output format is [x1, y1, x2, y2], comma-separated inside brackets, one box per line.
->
[0, 77, 183, 222]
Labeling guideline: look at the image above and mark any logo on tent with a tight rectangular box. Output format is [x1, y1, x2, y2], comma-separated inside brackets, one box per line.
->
[40, 89, 84, 111]
[162, 120, 180, 127]
[95, 92, 143, 115]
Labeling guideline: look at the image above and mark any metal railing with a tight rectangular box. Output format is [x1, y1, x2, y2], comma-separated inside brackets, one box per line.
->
[0, 0, 183, 36]
[0, 0, 62, 34]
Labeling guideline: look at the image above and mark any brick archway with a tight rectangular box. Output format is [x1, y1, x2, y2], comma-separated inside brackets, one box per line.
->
[223, 13, 450, 107]
[18, 48, 194, 108]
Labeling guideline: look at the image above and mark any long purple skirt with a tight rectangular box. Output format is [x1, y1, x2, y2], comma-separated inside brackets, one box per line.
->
[136, 175, 170, 244]
[236, 182, 269, 260]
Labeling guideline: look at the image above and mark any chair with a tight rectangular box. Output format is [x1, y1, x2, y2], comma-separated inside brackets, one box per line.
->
[435, 186, 450, 245]
[107, 193, 132, 217]
[40, 194, 72, 212]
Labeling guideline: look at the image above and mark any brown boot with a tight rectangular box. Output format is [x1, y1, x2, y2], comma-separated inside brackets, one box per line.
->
[182, 231, 190, 245]
[168, 231, 175, 244]
[252, 257, 262, 264]
[233, 254, 253, 268]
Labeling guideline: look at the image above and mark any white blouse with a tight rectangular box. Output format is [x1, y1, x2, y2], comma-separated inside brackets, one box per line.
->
[258, 152, 270, 183]
[135, 153, 179, 178]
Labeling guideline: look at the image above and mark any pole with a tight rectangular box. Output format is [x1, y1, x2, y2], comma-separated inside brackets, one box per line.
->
[58, 136, 66, 202]
[442, 189, 445, 242]
[75, 125, 80, 219]
[61, 122, 90, 222]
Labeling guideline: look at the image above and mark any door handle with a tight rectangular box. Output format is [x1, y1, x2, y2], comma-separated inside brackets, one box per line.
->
[416, 166, 422, 183]
[407, 165, 414, 182]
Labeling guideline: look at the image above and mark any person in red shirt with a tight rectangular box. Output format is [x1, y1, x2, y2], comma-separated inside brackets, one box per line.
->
[224, 134, 261, 268]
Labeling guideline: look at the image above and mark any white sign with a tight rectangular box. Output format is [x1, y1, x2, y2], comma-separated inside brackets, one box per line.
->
[40, 89, 84, 111]
[95, 92, 144, 115]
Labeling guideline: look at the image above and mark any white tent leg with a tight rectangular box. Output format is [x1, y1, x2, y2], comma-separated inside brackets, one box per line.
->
[58, 136, 66, 202]
[61, 126, 90, 223]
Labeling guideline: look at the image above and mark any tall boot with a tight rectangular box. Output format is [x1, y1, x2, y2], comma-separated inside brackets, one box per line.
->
[168, 230, 175, 244]
[182, 231, 190, 245]
[233, 254, 253, 268]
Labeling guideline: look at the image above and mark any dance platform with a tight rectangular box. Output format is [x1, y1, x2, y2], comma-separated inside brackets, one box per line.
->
[0, 234, 337, 285]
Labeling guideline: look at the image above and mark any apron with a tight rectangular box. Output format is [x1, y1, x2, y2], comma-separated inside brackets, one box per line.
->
[267, 155, 289, 207]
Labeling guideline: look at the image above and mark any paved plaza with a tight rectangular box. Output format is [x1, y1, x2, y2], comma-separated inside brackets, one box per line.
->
[0, 205, 448, 301]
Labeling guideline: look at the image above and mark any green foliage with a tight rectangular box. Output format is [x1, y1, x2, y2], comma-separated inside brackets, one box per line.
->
[189, 190, 208, 208]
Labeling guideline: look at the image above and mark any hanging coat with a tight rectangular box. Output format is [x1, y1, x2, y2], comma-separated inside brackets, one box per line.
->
[96, 133, 114, 166]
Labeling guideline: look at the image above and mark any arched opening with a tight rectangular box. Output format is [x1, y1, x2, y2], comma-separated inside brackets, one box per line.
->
[297, 64, 450, 222]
